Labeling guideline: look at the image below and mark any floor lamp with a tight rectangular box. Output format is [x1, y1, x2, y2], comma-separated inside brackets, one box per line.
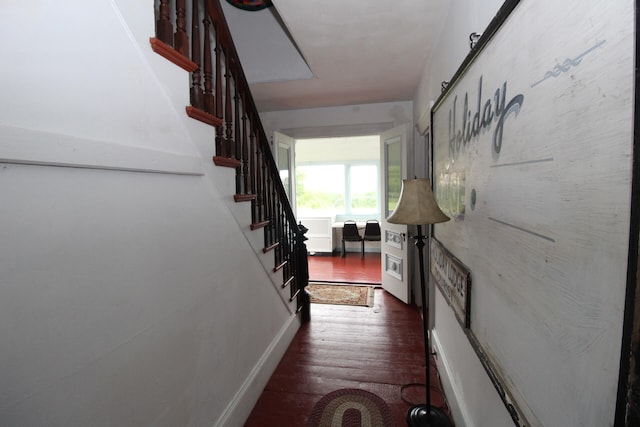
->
[387, 178, 451, 427]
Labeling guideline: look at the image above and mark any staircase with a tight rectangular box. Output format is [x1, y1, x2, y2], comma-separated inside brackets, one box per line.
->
[151, 0, 310, 319]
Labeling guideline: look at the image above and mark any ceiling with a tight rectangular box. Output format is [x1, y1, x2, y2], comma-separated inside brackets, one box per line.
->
[221, 0, 450, 112]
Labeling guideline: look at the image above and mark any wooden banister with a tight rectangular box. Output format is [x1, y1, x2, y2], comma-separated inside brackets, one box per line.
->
[152, 0, 309, 317]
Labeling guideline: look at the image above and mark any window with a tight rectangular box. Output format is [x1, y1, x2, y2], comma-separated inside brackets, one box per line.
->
[348, 164, 378, 214]
[296, 164, 345, 216]
[295, 136, 380, 220]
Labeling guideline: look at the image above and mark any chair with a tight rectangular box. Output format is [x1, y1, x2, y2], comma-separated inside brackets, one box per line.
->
[341, 220, 362, 257]
[362, 219, 381, 257]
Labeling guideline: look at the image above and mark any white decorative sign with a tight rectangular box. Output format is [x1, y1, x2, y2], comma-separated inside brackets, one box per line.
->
[431, 0, 634, 426]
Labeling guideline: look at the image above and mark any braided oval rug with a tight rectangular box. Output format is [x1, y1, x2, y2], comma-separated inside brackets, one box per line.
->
[307, 388, 396, 427]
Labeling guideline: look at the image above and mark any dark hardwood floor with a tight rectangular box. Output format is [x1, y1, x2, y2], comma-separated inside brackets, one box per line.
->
[244, 285, 453, 426]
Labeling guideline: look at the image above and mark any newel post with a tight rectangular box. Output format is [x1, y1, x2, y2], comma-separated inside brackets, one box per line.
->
[296, 222, 310, 323]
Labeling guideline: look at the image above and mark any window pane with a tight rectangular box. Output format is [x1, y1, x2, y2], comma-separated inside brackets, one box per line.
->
[296, 165, 345, 216]
[385, 139, 402, 217]
[277, 145, 291, 199]
[350, 165, 378, 214]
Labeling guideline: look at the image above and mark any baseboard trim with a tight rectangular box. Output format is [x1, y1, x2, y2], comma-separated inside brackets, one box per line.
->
[213, 312, 301, 427]
[432, 329, 472, 427]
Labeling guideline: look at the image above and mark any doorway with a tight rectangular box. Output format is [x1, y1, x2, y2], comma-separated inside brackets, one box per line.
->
[277, 134, 382, 285]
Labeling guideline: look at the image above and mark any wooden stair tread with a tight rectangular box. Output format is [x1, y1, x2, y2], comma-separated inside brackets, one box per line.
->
[234, 194, 257, 202]
[273, 260, 287, 272]
[250, 220, 270, 230]
[213, 156, 241, 168]
[149, 37, 197, 72]
[186, 106, 223, 127]
[263, 242, 279, 253]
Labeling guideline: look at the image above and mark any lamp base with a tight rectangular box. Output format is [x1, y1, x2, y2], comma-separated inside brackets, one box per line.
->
[406, 404, 452, 427]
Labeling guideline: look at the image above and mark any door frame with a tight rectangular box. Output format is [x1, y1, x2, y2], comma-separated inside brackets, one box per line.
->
[380, 123, 413, 304]
[274, 131, 296, 215]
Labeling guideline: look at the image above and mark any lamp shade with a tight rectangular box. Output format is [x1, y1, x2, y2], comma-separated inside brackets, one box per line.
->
[387, 178, 450, 225]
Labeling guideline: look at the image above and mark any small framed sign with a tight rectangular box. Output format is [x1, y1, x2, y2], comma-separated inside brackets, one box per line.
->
[430, 237, 471, 328]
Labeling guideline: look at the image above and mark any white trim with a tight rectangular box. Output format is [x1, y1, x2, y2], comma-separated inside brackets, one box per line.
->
[416, 100, 435, 135]
[213, 312, 302, 427]
[280, 122, 394, 139]
[0, 125, 204, 175]
[432, 329, 471, 427]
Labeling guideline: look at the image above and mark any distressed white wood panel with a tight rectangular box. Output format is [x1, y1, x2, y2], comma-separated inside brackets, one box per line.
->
[431, 0, 634, 426]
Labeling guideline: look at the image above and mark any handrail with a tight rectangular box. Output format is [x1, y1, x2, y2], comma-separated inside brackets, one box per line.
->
[153, 0, 309, 319]
[206, 0, 294, 220]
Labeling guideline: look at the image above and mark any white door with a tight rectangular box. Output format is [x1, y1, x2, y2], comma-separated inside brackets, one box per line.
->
[380, 124, 411, 303]
[274, 131, 296, 215]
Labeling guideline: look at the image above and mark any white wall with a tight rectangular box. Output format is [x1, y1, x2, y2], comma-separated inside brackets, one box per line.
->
[0, 1, 298, 426]
[414, 0, 506, 125]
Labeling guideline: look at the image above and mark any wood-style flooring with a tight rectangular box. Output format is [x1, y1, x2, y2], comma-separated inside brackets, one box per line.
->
[307, 252, 382, 284]
[245, 253, 452, 426]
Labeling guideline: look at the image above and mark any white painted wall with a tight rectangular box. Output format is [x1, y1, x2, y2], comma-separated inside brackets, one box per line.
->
[0, 1, 298, 426]
[414, 0, 506, 126]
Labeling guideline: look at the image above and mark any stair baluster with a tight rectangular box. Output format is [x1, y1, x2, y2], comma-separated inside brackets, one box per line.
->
[190, 0, 203, 110]
[156, 0, 173, 47]
[175, 0, 189, 57]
